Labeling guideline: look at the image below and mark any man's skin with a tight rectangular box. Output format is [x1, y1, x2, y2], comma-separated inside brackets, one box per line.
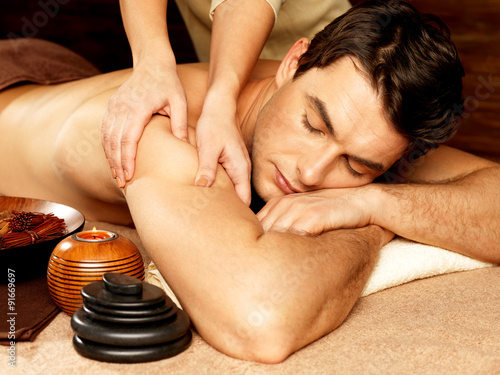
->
[0, 39, 498, 362]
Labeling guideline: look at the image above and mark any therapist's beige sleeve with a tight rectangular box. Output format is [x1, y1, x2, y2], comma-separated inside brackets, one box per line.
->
[210, 0, 286, 21]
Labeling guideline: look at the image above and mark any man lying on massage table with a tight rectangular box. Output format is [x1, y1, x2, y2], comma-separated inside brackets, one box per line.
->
[0, 0, 498, 363]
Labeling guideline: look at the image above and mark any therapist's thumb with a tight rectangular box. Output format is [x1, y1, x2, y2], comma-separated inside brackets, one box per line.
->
[194, 145, 219, 188]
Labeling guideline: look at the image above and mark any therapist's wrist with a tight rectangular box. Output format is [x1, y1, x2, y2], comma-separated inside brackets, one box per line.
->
[204, 79, 241, 108]
[208, 66, 247, 97]
[133, 37, 176, 68]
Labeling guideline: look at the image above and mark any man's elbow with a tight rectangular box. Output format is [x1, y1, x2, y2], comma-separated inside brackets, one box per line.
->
[195, 281, 344, 364]
[196, 298, 299, 363]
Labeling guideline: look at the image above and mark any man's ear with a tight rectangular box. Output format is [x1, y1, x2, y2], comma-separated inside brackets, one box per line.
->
[275, 38, 310, 87]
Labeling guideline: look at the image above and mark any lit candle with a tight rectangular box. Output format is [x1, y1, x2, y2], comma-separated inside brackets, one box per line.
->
[74, 227, 117, 242]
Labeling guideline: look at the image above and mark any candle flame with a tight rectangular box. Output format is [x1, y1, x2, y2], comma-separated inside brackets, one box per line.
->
[92, 227, 97, 233]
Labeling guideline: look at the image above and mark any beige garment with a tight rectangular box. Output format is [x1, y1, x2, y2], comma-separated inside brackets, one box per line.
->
[173, 0, 351, 61]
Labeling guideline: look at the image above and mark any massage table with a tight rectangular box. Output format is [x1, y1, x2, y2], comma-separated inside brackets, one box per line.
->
[2, 220, 499, 374]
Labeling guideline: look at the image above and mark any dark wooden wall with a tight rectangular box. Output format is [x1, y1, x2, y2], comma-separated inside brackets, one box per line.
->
[352, 0, 500, 161]
[1, 0, 499, 161]
[0, 0, 197, 72]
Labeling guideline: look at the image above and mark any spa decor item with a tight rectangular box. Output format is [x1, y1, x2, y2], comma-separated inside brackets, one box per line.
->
[0, 210, 67, 249]
[0, 196, 85, 282]
[71, 273, 192, 363]
[47, 229, 145, 315]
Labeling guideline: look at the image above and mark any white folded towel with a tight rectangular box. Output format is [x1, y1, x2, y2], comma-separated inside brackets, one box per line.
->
[360, 237, 495, 297]
[146, 237, 497, 308]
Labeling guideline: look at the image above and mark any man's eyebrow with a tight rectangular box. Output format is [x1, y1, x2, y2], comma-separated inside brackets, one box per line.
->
[306, 94, 386, 173]
[350, 155, 386, 172]
[307, 94, 334, 135]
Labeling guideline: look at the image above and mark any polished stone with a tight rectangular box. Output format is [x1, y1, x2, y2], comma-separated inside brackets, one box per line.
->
[82, 303, 177, 324]
[83, 299, 173, 317]
[72, 307, 190, 346]
[73, 330, 193, 363]
[81, 280, 166, 309]
[71, 273, 192, 363]
[103, 272, 143, 295]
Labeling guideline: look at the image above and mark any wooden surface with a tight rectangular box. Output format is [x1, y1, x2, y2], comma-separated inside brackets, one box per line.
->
[1, 0, 499, 161]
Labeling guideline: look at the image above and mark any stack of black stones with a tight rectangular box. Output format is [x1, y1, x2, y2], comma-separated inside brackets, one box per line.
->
[71, 273, 192, 363]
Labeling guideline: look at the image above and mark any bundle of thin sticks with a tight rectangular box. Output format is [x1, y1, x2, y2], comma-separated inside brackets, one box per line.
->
[0, 210, 67, 249]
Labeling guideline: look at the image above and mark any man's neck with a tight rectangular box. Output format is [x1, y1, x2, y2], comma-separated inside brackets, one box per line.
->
[238, 77, 277, 154]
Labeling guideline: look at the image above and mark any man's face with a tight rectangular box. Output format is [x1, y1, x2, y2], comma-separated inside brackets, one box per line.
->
[251, 56, 409, 202]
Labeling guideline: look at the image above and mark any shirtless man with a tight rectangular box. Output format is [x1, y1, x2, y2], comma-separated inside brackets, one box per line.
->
[0, 1, 498, 363]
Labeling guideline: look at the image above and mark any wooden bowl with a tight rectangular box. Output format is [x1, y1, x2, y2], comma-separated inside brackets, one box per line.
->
[0, 196, 85, 282]
[47, 231, 145, 315]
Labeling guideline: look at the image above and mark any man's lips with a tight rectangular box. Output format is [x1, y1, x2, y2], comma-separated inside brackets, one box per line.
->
[275, 167, 299, 194]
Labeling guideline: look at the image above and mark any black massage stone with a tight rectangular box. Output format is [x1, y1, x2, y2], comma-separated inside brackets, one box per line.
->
[71, 272, 191, 363]
[81, 304, 176, 324]
[73, 331, 193, 364]
[81, 279, 166, 308]
[84, 299, 173, 317]
[103, 273, 143, 295]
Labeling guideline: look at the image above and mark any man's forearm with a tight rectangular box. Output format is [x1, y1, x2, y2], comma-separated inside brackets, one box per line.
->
[247, 225, 386, 361]
[373, 166, 500, 262]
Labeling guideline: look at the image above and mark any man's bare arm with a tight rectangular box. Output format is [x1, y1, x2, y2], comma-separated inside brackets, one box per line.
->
[257, 146, 499, 263]
[124, 116, 389, 363]
[373, 146, 500, 262]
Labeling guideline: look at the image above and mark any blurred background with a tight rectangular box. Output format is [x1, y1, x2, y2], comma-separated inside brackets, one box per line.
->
[1, 0, 499, 161]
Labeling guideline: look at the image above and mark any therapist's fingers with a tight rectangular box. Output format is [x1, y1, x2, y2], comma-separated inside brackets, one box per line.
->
[102, 103, 125, 185]
[195, 141, 252, 206]
[102, 93, 147, 187]
[166, 94, 189, 142]
[222, 149, 252, 206]
[194, 142, 220, 189]
[118, 110, 153, 183]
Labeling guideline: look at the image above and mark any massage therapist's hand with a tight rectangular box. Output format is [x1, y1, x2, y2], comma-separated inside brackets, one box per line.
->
[194, 92, 252, 206]
[257, 186, 382, 235]
[102, 55, 188, 187]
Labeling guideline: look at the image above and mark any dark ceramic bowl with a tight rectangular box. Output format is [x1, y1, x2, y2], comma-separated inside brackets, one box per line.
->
[0, 196, 85, 282]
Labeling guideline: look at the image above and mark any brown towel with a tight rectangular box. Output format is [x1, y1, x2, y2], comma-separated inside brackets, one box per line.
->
[0, 276, 60, 345]
[0, 37, 100, 91]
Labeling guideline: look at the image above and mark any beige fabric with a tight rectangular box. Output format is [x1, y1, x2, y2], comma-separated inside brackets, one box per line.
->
[210, 0, 286, 21]
[3, 221, 500, 373]
[174, 0, 351, 61]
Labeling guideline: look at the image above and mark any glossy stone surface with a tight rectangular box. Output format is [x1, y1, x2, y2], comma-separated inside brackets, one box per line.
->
[71, 306, 189, 346]
[73, 331, 193, 363]
[70, 273, 191, 363]
[82, 304, 176, 324]
[81, 280, 166, 309]
[103, 272, 143, 295]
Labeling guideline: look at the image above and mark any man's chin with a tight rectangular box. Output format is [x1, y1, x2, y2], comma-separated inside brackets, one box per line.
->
[252, 180, 284, 203]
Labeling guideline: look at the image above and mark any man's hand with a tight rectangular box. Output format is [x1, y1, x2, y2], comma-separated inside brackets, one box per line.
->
[194, 95, 252, 206]
[102, 57, 188, 187]
[257, 186, 378, 235]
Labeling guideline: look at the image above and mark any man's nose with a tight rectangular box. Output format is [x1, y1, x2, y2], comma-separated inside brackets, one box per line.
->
[296, 146, 339, 188]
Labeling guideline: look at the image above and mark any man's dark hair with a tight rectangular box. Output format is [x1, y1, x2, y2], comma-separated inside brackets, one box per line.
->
[294, 0, 464, 160]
